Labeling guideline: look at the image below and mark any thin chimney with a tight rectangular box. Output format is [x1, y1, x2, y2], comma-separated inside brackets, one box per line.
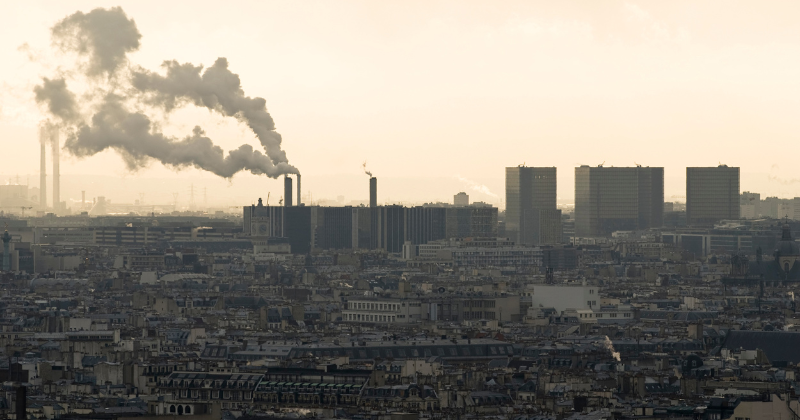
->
[39, 126, 47, 209]
[296, 174, 302, 206]
[52, 129, 60, 212]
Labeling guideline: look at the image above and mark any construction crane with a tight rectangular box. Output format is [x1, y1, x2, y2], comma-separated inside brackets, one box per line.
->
[20, 207, 32, 217]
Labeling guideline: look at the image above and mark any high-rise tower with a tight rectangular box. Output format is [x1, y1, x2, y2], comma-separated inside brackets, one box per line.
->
[686, 165, 740, 226]
[505, 166, 561, 245]
[574, 165, 664, 237]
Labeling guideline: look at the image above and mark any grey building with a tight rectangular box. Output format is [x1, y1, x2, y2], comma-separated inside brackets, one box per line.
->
[686, 166, 740, 226]
[574, 166, 664, 237]
[505, 166, 561, 245]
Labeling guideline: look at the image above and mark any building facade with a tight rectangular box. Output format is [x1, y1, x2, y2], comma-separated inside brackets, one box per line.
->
[686, 166, 740, 226]
[574, 166, 664, 237]
[505, 166, 561, 245]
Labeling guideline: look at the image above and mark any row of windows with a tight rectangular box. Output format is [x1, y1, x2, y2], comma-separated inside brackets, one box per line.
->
[349, 302, 403, 311]
[290, 345, 512, 360]
[344, 313, 398, 323]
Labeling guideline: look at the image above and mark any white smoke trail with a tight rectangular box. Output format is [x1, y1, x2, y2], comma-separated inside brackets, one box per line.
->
[455, 175, 498, 198]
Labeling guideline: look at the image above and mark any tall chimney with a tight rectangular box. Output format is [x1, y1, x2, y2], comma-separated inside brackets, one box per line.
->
[39, 126, 47, 209]
[81, 191, 86, 209]
[370, 177, 377, 207]
[296, 174, 302, 206]
[284, 175, 293, 207]
[52, 129, 60, 212]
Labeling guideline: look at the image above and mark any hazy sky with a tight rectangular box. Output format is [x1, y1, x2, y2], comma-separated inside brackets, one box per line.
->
[1, 1, 799, 208]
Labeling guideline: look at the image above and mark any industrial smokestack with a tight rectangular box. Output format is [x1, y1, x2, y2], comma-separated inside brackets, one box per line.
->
[284, 175, 293, 207]
[39, 126, 47, 209]
[296, 174, 302, 206]
[81, 191, 86, 208]
[370, 177, 377, 208]
[52, 129, 60, 212]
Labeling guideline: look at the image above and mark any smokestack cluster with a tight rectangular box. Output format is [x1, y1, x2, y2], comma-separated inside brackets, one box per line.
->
[284, 175, 293, 207]
[33, 7, 299, 183]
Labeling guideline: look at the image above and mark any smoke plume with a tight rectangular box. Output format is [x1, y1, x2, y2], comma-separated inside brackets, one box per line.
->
[68, 95, 294, 178]
[34, 6, 297, 179]
[131, 58, 289, 165]
[39, 120, 59, 145]
[363, 161, 373, 177]
[603, 336, 621, 362]
[33, 78, 80, 123]
[456, 175, 498, 198]
[51, 7, 141, 78]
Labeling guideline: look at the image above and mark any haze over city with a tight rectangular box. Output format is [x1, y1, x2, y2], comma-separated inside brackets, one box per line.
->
[1, 1, 800, 210]
[5, 3, 800, 420]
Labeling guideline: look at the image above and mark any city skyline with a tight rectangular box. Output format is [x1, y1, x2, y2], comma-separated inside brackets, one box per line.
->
[2, 1, 800, 209]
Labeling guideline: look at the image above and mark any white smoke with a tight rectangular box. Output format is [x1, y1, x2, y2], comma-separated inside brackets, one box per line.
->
[603, 336, 621, 362]
[455, 175, 498, 198]
[32, 6, 298, 179]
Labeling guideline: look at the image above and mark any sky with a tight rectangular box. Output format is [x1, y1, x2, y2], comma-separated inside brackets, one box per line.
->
[1, 1, 799, 209]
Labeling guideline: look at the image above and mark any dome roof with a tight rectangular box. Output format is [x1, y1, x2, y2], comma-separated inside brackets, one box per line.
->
[776, 222, 800, 256]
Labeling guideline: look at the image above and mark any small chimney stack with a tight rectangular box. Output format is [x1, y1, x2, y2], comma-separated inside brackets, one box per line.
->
[284, 175, 293, 207]
[369, 177, 377, 208]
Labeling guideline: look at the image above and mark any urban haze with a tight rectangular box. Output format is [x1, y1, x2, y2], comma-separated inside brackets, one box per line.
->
[0, 2, 799, 420]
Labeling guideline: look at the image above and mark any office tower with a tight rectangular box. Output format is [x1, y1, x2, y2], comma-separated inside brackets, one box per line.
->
[505, 166, 561, 245]
[686, 166, 740, 226]
[574, 166, 664, 237]
[454, 192, 469, 206]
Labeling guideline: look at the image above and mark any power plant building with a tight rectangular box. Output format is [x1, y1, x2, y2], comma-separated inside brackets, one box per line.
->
[686, 166, 740, 226]
[505, 166, 561, 245]
[574, 166, 664, 237]
[244, 202, 497, 254]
